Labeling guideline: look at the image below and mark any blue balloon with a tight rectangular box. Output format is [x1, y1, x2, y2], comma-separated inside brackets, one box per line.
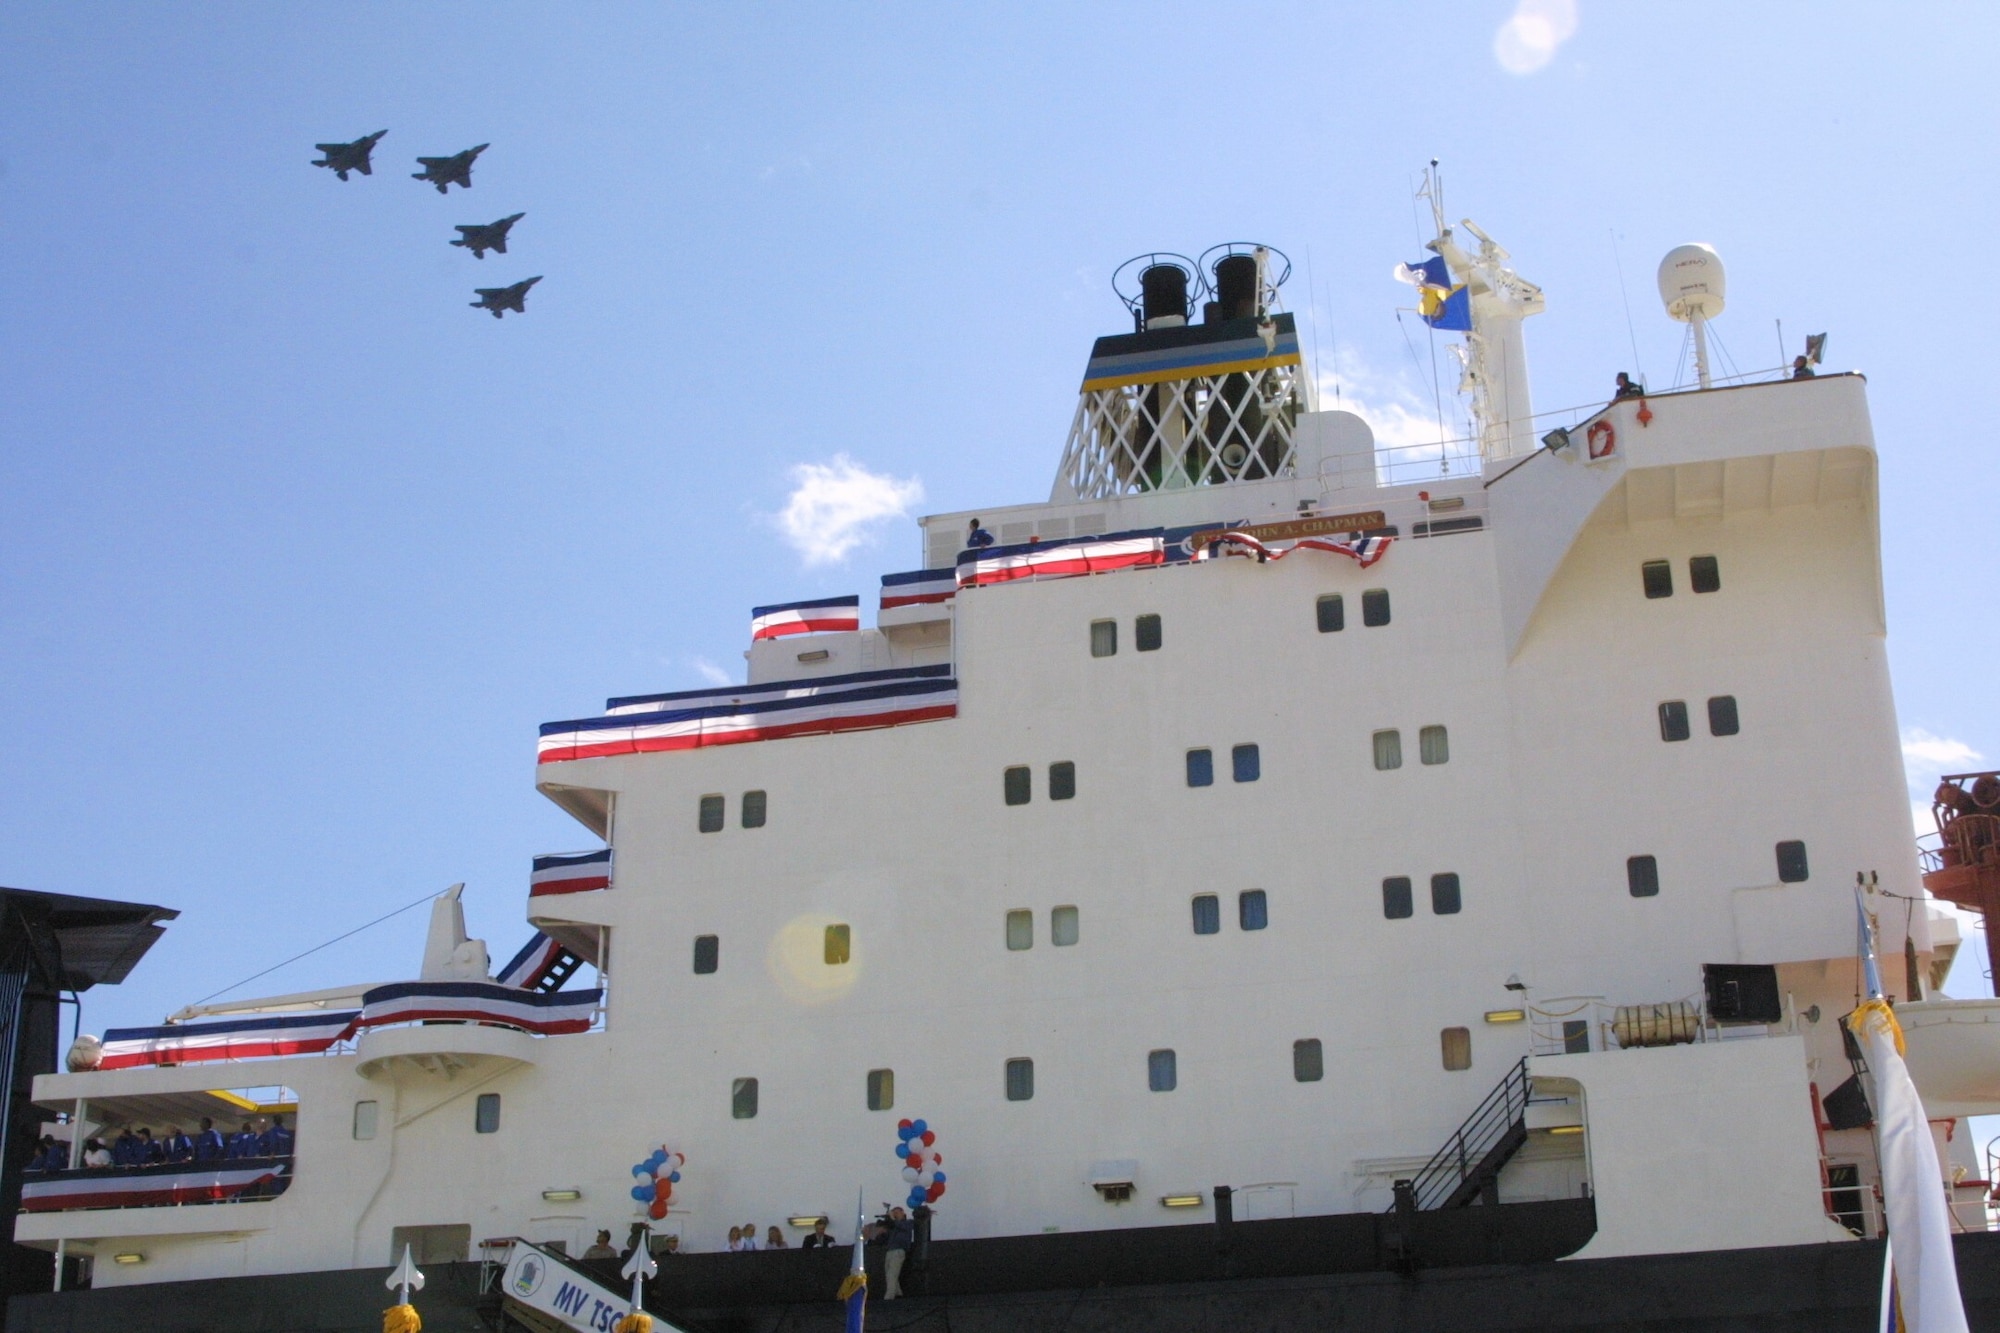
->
[910, 1119, 928, 1136]
[907, 1189, 924, 1207]
[894, 1144, 908, 1159]
[630, 1185, 651, 1203]
[932, 1172, 945, 1184]
[896, 1126, 915, 1142]
[668, 1171, 680, 1183]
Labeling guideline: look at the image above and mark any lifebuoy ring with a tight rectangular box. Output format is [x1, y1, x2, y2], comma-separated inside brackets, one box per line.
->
[1587, 419, 1616, 460]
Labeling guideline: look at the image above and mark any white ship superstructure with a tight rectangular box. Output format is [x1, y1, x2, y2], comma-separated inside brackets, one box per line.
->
[17, 216, 1998, 1304]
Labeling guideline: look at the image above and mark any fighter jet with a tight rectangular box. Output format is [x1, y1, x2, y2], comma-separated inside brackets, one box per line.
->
[312, 131, 388, 180]
[450, 213, 525, 260]
[413, 144, 488, 194]
[470, 276, 541, 319]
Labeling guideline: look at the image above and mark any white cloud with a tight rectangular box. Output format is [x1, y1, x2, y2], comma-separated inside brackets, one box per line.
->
[1311, 348, 1480, 482]
[774, 454, 923, 567]
[690, 656, 732, 687]
[1494, 0, 1578, 75]
[1902, 728, 1984, 838]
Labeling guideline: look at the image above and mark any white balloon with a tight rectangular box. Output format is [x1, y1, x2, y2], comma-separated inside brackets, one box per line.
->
[901, 1166, 919, 1183]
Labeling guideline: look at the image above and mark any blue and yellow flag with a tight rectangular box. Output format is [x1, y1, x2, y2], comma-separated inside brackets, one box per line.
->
[1395, 255, 1472, 332]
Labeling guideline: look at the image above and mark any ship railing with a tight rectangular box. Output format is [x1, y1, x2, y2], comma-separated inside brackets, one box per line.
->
[1398, 1056, 1532, 1211]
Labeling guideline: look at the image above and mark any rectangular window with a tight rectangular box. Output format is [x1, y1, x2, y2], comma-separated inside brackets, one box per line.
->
[1049, 761, 1076, 801]
[693, 934, 719, 974]
[1627, 855, 1660, 898]
[1373, 729, 1403, 771]
[475, 1093, 501, 1134]
[1316, 594, 1344, 633]
[1419, 725, 1449, 766]
[732, 1077, 759, 1119]
[1003, 765, 1031, 805]
[1090, 619, 1117, 657]
[1431, 873, 1462, 915]
[741, 790, 767, 828]
[1776, 840, 1809, 883]
[1658, 700, 1690, 742]
[353, 1100, 379, 1141]
[698, 794, 725, 832]
[1051, 905, 1079, 947]
[1708, 695, 1740, 736]
[1005, 1058, 1034, 1101]
[1689, 554, 1721, 594]
[1238, 889, 1268, 931]
[1293, 1038, 1324, 1082]
[1382, 876, 1414, 920]
[1135, 613, 1162, 652]
[867, 1069, 894, 1112]
[1441, 1027, 1472, 1072]
[1186, 748, 1214, 787]
[1362, 588, 1392, 627]
[1642, 560, 1674, 599]
[1231, 743, 1260, 783]
[1562, 1020, 1590, 1054]
[824, 923, 851, 965]
[1005, 909, 1033, 951]
[1191, 894, 1221, 935]
[1147, 1049, 1177, 1092]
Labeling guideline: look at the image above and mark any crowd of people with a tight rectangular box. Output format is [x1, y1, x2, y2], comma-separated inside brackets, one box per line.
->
[23, 1115, 294, 1172]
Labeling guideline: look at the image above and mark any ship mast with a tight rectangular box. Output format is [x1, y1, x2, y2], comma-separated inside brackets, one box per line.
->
[1419, 164, 1546, 463]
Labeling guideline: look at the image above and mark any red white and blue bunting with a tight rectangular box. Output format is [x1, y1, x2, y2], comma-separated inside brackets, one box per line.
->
[530, 849, 611, 898]
[1188, 529, 1393, 568]
[750, 595, 860, 642]
[956, 533, 1165, 588]
[540, 665, 956, 765]
[99, 1010, 362, 1071]
[495, 932, 571, 990]
[879, 568, 957, 610]
[21, 1160, 291, 1212]
[353, 980, 601, 1035]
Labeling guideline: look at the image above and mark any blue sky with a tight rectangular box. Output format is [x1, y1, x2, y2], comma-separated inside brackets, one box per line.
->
[4, 3, 1998, 1042]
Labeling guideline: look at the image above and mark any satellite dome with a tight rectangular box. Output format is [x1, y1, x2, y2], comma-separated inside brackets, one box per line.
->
[1657, 244, 1726, 322]
[67, 1034, 103, 1072]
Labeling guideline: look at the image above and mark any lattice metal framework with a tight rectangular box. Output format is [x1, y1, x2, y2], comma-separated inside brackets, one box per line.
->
[1054, 360, 1305, 501]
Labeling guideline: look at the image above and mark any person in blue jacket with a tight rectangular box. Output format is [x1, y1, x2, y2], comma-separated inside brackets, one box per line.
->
[193, 1117, 226, 1162]
[162, 1125, 194, 1163]
[110, 1127, 142, 1167]
[134, 1127, 163, 1165]
[225, 1121, 260, 1159]
[257, 1114, 294, 1157]
[965, 517, 995, 549]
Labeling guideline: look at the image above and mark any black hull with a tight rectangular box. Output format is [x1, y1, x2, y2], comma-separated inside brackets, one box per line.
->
[9, 1210, 2000, 1332]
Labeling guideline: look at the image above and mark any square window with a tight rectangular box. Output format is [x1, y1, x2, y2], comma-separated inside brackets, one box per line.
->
[1231, 744, 1260, 783]
[1627, 855, 1660, 898]
[732, 1077, 759, 1119]
[1005, 909, 1033, 951]
[1051, 905, 1079, 947]
[741, 790, 767, 828]
[1642, 560, 1674, 599]
[1562, 1020, 1590, 1054]
[1431, 873, 1461, 915]
[1690, 555, 1721, 594]
[1049, 761, 1076, 801]
[692, 934, 719, 974]
[1191, 894, 1221, 935]
[1004, 765, 1031, 805]
[475, 1093, 501, 1134]
[1659, 700, 1690, 742]
[1382, 876, 1414, 920]
[1147, 1049, 1177, 1092]
[1362, 588, 1392, 627]
[1293, 1039, 1324, 1083]
[1373, 730, 1403, 771]
[698, 794, 725, 832]
[824, 923, 851, 965]
[867, 1069, 894, 1112]
[1135, 614, 1162, 652]
[1441, 1027, 1472, 1071]
[1419, 725, 1449, 766]
[353, 1100, 379, 1141]
[1186, 748, 1214, 787]
[1238, 890, 1268, 931]
[1708, 695, 1740, 736]
[1005, 1058, 1034, 1101]
[1090, 620, 1117, 657]
[1776, 840, 1809, 883]
[1316, 594, 1345, 633]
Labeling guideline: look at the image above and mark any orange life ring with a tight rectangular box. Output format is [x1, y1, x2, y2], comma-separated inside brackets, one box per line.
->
[1587, 419, 1616, 460]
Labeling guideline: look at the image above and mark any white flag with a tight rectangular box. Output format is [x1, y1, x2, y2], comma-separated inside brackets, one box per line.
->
[1854, 998, 1968, 1333]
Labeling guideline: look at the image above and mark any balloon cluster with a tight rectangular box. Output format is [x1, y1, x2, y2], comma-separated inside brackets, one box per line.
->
[628, 1146, 684, 1221]
[894, 1119, 945, 1210]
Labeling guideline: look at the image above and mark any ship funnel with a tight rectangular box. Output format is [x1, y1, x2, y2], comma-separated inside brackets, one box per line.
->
[1211, 253, 1260, 322]
[1139, 264, 1190, 329]
[1657, 243, 1727, 388]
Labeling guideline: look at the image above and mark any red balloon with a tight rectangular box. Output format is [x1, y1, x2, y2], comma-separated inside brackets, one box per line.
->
[897, 1119, 913, 1132]
[933, 1153, 943, 1165]
[649, 1199, 668, 1220]
[905, 1153, 922, 1168]
[921, 1131, 936, 1146]
[926, 1182, 944, 1201]
[654, 1178, 671, 1199]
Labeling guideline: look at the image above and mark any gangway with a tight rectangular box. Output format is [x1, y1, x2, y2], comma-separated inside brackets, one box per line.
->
[493, 1238, 694, 1333]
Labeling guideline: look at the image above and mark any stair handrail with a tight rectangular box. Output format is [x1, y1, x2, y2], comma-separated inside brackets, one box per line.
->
[1399, 1056, 1532, 1211]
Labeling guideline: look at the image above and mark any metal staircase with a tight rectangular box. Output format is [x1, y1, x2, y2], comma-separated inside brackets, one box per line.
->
[1394, 1057, 1533, 1211]
[534, 949, 585, 993]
